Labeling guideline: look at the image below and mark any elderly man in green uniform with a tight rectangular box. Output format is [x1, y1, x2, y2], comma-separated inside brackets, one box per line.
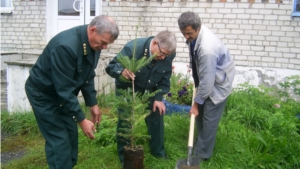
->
[105, 30, 177, 165]
[25, 15, 119, 169]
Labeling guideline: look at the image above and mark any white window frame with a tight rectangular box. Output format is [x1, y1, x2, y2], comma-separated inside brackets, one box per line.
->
[292, 0, 300, 16]
[0, 0, 13, 14]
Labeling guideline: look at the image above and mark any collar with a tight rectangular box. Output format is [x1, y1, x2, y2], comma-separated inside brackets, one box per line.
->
[80, 25, 95, 57]
[149, 39, 153, 56]
[191, 39, 197, 46]
[76, 25, 96, 72]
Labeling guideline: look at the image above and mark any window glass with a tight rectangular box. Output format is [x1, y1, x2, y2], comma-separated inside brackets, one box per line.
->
[58, 0, 79, 16]
[90, 0, 95, 16]
[58, 0, 95, 16]
[1, 0, 13, 13]
[296, 0, 300, 12]
[1, 0, 12, 7]
[292, 0, 300, 16]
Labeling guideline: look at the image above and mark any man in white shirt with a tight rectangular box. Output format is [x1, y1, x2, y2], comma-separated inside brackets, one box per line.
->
[178, 11, 236, 160]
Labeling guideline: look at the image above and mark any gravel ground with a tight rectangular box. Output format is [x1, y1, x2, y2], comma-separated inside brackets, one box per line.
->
[1, 132, 26, 165]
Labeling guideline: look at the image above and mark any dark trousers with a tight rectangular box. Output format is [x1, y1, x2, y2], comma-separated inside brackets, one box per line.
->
[25, 79, 78, 169]
[116, 108, 165, 162]
[193, 97, 227, 159]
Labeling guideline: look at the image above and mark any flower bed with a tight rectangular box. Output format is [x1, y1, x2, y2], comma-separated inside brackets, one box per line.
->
[163, 65, 193, 115]
[163, 99, 191, 115]
[165, 66, 193, 105]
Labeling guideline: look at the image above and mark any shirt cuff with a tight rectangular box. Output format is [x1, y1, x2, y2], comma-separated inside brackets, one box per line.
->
[154, 93, 163, 101]
[194, 96, 204, 105]
[75, 111, 86, 122]
[84, 96, 97, 107]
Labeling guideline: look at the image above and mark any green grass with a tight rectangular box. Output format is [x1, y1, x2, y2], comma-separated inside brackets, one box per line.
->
[1, 84, 300, 169]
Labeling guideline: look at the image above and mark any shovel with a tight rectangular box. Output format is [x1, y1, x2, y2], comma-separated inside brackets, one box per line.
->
[175, 86, 200, 169]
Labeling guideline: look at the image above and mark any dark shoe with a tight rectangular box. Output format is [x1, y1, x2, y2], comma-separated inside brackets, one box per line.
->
[200, 158, 209, 162]
[155, 155, 168, 160]
[193, 153, 209, 162]
[161, 155, 168, 160]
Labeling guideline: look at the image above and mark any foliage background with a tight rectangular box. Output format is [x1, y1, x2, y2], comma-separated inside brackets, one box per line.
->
[1, 76, 300, 169]
[164, 66, 194, 106]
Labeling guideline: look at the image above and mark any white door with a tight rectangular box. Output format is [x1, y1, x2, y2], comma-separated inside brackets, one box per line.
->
[46, 0, 102, 41]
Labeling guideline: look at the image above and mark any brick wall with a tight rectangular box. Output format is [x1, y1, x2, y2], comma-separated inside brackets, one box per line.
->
[101, 0, 300, 70]
[1, 0, 299, 111]
[1, 0, 300, 70]
[0, 0, 47, 51]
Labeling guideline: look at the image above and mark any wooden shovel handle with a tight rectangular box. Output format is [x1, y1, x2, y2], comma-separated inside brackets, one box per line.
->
[188, 85, 197, 147]
[188, 114, 195, 147]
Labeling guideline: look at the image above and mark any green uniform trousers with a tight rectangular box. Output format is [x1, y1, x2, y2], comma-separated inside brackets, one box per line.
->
[25, 79, 78, 169]
[117, 108, 166, 162]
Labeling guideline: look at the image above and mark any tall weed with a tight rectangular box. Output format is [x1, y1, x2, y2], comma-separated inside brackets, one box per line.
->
[222, 82, 300, 169]
[1, 111, 39, 136]
[2, 80, 300, 169]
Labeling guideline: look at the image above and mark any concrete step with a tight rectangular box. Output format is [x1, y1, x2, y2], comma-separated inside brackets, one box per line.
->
[1, 103, 7, 111]
[1, 69, 7, 111]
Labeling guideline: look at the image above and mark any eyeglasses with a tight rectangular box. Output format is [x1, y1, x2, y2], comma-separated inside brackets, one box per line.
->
[157, 43, 170, 57]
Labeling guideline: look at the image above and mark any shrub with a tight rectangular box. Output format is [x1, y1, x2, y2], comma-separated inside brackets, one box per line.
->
[164, 66, 194, 105]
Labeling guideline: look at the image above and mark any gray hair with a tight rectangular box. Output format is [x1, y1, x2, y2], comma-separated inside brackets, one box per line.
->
[153, 30, 177, 53]
[89, 15, 119, 40]
[178, 12, 201, 31]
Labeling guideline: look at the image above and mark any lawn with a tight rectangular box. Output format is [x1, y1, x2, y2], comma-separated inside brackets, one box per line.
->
[1, 81, 300, 169]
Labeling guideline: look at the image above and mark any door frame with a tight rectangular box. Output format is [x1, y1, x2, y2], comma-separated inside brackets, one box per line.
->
[46, 0, 102, 42]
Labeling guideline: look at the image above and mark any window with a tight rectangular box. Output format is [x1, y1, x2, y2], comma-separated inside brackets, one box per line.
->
[58, 0, 79, 16]
[292, 0, 300, 16]
[90, 0, 95, 16]
[1, 0, 13, 14]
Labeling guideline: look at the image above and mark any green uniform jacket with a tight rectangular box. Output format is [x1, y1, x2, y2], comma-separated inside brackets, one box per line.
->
[105, 37, 176, 101]
[27, 25, 100, 122]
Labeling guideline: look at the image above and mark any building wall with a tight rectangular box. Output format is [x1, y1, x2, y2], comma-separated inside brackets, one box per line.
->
[101, 0, 300, 70]
[1, 0, 299, 70]
[0, 0, 47, 52]
[1, 0, 300, 112]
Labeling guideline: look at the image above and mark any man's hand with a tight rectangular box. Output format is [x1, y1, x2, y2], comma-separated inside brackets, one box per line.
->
[90, 105, 102, 127]
[121, 69, 135, 80]
[79, 119, 96, 139]
[190, 102, 199, 116]
[153, 101, 166, 115]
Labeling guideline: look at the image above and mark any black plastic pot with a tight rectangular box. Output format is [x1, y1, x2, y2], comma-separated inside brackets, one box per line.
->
[123, 145, 144, 169]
